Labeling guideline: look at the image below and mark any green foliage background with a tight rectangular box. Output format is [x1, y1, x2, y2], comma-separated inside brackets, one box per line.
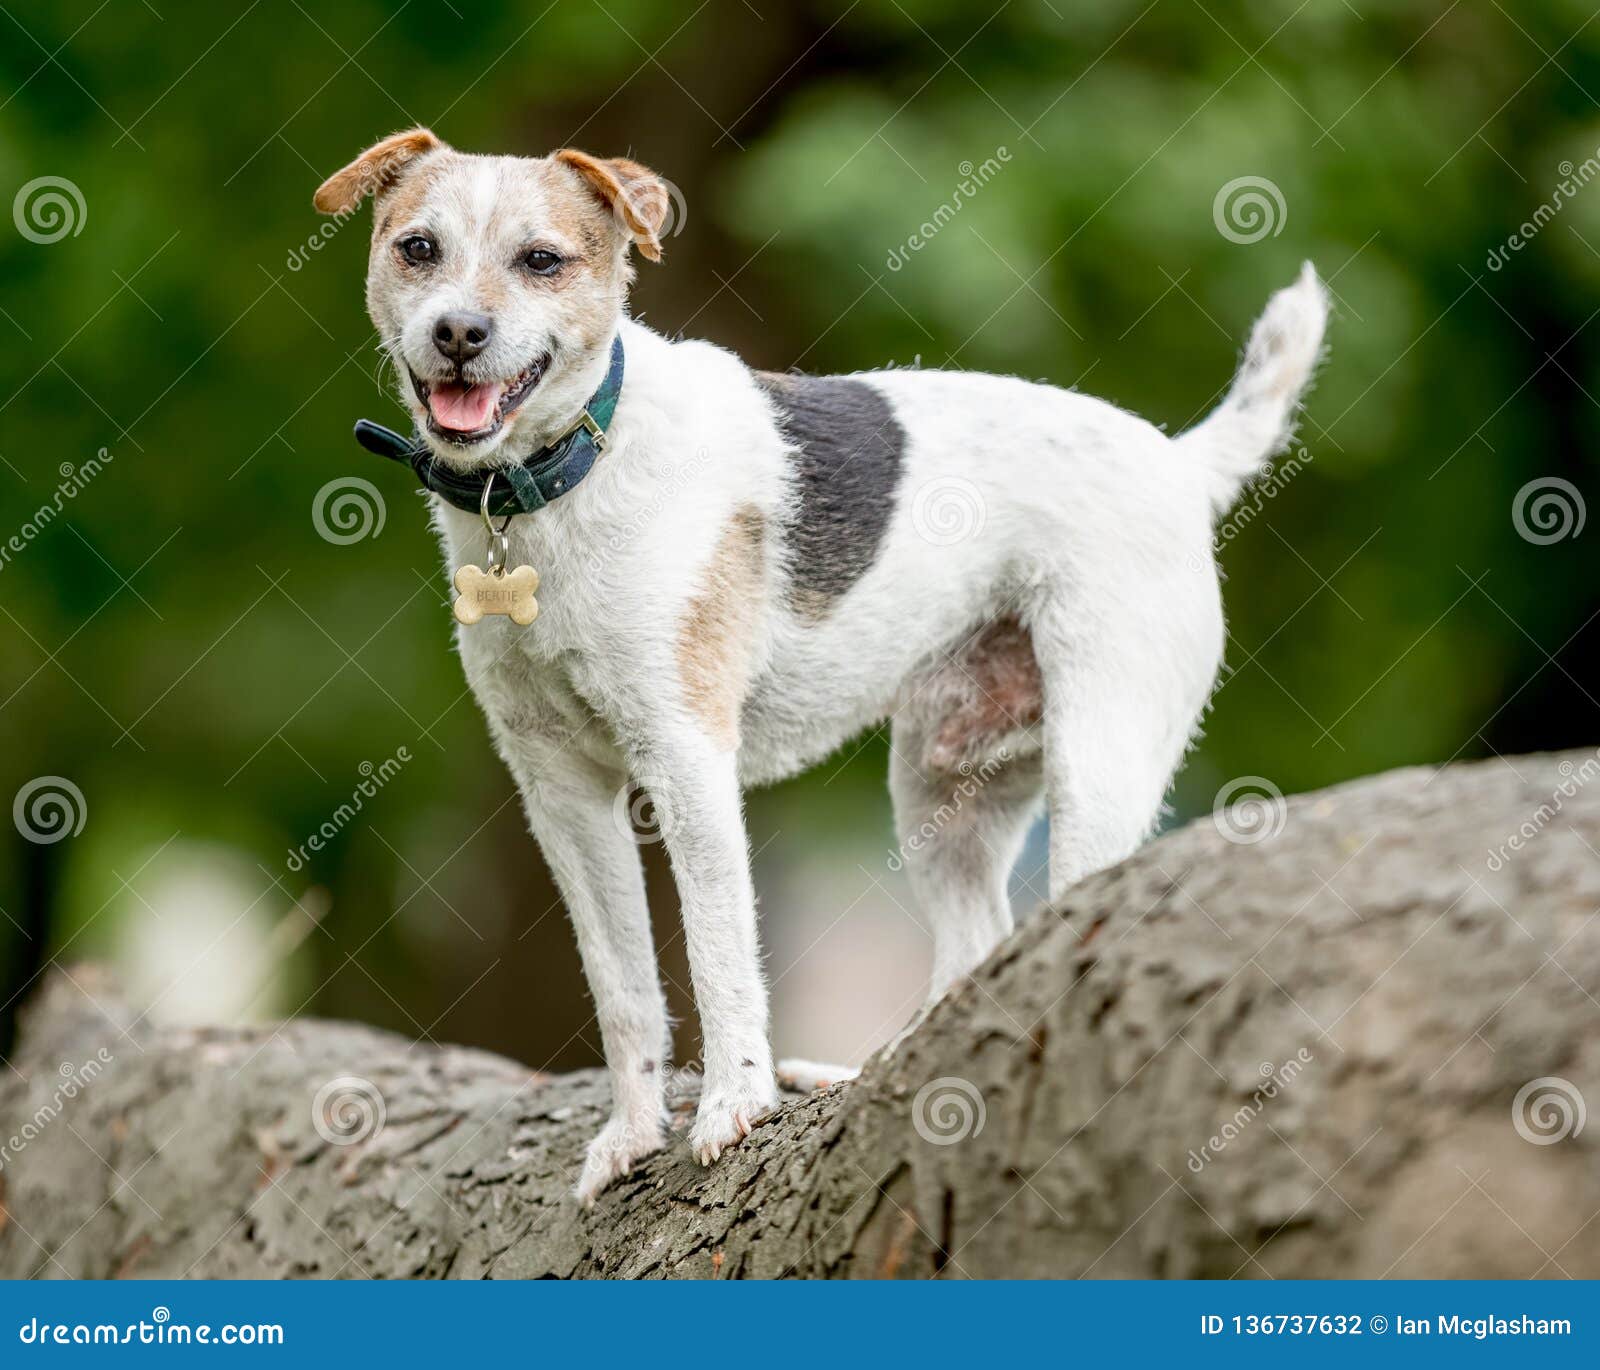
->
[2, 0, 1596, 1064]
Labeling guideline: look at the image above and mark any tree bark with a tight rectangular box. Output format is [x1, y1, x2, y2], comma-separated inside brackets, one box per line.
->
[4, 750, 1600, 1279]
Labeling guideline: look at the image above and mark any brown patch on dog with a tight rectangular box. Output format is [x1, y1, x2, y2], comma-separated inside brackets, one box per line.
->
[314, 127, 444, 214]
[678, 507, 765, 748]
[554, 149, 669, 261]
[928, 615, 1044, 770]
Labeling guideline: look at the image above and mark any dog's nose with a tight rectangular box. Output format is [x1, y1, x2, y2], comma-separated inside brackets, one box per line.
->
[432, 311, 493, 364]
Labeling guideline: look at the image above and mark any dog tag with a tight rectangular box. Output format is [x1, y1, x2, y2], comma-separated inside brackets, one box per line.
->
[456, 477, 539, 625]
[453, 562, 539, 626]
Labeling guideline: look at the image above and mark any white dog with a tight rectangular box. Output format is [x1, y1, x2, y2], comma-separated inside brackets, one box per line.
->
[315, 129, 1329, 1202]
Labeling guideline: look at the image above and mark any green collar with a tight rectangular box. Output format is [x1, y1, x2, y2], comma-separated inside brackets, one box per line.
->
[353, 334, 624, 517]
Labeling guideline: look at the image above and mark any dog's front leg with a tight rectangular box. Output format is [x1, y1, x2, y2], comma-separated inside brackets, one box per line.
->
[641, 741, 778, 1163]
[498, 738, 671, 1202]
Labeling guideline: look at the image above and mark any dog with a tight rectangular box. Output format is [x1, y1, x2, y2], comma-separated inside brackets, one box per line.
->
[314, 128, 1329, 1202]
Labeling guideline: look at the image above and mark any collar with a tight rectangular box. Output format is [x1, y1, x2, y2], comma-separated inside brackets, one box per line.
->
[353, 334, 624, 517]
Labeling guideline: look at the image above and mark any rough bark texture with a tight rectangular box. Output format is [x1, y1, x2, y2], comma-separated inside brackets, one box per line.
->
[4, 750, 1600, 1279]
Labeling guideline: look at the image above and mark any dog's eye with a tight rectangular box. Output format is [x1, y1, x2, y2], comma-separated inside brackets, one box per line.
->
[398, 234, 436, 265]
[522, 249, 562, 275]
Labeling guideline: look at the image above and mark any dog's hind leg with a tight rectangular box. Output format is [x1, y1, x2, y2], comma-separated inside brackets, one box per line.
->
[892, 744, 1044, 1003]
[883, 615, 1048, 1005]
[1031, 588, 1219, 899]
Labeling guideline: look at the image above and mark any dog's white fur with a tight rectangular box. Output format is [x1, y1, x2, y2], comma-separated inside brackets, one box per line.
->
[316, 130, 1330, 1202]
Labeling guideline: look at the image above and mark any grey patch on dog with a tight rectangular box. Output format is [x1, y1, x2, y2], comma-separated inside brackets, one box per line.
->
[756, 371, 906, 617]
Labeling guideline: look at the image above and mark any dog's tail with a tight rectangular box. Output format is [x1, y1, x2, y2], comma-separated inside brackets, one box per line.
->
[1177, 261, 1330, 516]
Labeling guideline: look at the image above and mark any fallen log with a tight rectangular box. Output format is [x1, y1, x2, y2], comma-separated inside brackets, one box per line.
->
[2, 750, 1597, 1278]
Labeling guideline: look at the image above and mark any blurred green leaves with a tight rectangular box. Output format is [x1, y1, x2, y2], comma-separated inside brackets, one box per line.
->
[3, 0, 1598, 1057]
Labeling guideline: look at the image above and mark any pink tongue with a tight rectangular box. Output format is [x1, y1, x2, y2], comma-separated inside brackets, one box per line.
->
[428, 380, 502, 432]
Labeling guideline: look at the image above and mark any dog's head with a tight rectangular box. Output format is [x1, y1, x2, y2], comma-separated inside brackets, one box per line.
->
[315, 129, 667, 465]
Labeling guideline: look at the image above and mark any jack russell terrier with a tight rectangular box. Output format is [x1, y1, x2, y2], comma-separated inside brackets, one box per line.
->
[314, 129, 1329, 1202]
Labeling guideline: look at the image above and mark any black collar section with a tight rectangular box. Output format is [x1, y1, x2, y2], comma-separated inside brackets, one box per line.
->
[353, 334, 624, 517]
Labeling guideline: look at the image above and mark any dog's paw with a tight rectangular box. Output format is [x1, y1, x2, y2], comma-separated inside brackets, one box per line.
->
[575, 1113, 667, 1206]
[690, 1077, 780, 1165]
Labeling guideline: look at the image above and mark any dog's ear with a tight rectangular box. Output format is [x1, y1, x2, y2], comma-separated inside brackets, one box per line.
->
[554, 149, 669, 262]
[314, 128, 445, 215]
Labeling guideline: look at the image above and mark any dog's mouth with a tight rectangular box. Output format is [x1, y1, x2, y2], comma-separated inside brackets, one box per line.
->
[410, 354, 550, 446]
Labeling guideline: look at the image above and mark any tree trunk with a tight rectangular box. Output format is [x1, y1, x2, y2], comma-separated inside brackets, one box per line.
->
[3, 750, 1599, 1279]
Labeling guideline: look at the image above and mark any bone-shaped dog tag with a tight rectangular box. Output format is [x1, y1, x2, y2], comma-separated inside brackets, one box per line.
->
[453, 563, 540, 626]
